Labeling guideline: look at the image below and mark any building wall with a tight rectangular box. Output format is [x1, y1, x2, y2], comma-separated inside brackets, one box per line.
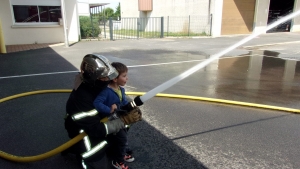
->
[210, 0, 224, 37]
[291, 0, 300, 32]
[0, 0, 79, 45]
[65, 0, 80, 42]
[115, 0, 300, 36]
[121, 0, 209, 17]
[253, 0, 270, 33]
[121, 0, 140, 17]
[221, 0, 256, 35]
[77, 0, 90, 16]
[121, 0, 212, 34]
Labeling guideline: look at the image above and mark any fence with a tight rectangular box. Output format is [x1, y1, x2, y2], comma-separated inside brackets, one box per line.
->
[85, 15, 212, 40]
[109, 17, 162, 40]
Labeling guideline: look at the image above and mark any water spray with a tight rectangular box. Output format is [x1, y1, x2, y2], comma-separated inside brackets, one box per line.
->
[121, 10, 300, 109]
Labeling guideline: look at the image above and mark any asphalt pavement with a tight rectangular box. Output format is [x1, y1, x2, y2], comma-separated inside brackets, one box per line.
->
[1, 32, 300, 169]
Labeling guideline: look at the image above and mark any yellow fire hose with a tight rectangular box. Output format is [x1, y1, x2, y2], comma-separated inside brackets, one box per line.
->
[0, 89, 299, 163]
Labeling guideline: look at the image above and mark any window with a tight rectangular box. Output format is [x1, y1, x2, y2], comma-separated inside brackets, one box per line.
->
[13, 5, 61, 23]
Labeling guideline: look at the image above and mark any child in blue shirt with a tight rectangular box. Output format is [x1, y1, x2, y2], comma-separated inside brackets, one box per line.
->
[94, 62, 134, 169]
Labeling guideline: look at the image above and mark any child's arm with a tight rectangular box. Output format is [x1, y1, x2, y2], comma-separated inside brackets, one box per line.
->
[93, 91, 112, 116]
[110, 104, 117, 113]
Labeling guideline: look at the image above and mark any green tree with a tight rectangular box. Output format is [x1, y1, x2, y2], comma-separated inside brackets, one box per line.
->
[79, 16, 101, 38]
[114, 3, 120, 18]
[103, 7, 114, 17]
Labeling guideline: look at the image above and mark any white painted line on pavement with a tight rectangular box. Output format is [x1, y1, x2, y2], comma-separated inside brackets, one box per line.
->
[0, 55, 259, 79]
[127, 59, 205, 68]
[0, 71, 78, 79]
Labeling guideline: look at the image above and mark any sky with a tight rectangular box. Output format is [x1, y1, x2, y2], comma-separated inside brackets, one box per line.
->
[89, 0, 120, 10]
[105, 1, 120, 10]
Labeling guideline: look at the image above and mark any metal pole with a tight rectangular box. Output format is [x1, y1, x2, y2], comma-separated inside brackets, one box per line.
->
[188, 15, 190, 36]
[210, 14, 213, 36]
[137, 19, 140, 40]
[109, 17, 113, 40]
[90, 7, 95, 38]
[61, 0, 69, 47]
[104, 6, 106, 39]
[167, 16, 169, 37]
[160, 16, 164, 38]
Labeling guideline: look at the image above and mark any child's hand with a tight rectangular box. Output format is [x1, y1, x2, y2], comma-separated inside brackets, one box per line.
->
[110, 104, 117, 114]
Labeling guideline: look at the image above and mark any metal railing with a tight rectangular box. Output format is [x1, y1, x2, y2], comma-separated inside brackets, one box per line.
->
[104, 15, 212, 40]
[85, 6, 212, 40]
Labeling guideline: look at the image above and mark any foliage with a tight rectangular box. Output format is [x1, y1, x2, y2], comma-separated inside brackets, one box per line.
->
[94, 5, 120, 20]
[115, 3, 120, 18]
[104, 7, 114, 17]
[104, 5, 120, 18]
[79, 16, 101, 38]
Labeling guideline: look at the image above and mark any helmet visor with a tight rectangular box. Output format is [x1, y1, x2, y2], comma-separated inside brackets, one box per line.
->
[107, 64, 118, 80]
[95, 55, 119, 80]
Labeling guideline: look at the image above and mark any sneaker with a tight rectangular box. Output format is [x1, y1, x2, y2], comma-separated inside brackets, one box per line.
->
[124, 154, 135, 162]
[112, 160, 130, 169]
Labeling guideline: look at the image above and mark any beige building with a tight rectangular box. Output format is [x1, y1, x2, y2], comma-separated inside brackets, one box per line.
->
[121, 0, 300, 36]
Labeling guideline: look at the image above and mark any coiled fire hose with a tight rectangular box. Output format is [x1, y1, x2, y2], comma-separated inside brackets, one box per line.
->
[0, 89, 299, 163]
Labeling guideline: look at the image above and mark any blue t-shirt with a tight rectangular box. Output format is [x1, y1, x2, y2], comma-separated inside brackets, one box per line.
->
[93, 86, 128, 117]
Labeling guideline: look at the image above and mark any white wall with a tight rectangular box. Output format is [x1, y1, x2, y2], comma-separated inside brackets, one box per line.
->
[121, 0, 209, 17]
[151, 0, 209, 17]
[120, 0, 139, 17]
[77, 1, 90, 16]
[0, 0, 79, 45]
[121, 0, 212, 34]
[210, 0, 223, 37]
[65, 0, 80, 42]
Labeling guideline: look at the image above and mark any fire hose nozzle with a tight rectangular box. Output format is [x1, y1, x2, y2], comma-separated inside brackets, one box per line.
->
[121, 96, 143, 112]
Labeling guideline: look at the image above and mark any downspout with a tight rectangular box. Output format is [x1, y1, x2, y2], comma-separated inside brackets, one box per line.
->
[0, 18, 6, 53]
[61, 0, 69, 47]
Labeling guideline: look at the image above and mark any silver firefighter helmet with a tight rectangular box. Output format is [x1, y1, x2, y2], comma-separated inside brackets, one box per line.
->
[80, 54, 118, 84]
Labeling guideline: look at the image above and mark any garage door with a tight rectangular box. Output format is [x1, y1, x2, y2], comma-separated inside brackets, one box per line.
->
[221, 0, 256, 35]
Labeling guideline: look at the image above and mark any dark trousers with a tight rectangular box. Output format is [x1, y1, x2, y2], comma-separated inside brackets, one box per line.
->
[106, 128, 128, 163]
